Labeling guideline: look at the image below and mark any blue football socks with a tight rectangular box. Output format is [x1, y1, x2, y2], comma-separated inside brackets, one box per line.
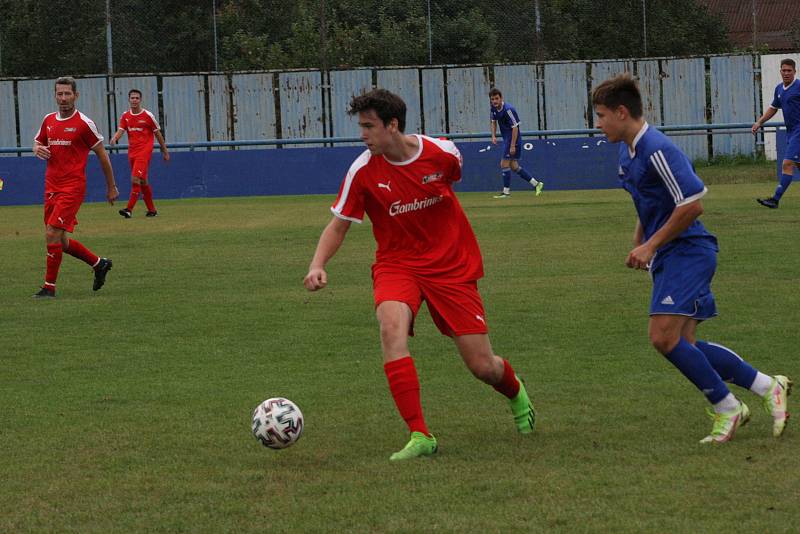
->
[501, 168, 511, 189]
[773, 172, 793, 200]
[665, 337, 730, 404]
[695, 340, 757, 389]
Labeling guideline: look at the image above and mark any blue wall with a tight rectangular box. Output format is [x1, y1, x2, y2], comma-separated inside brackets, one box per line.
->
[0, 137, 620, 206]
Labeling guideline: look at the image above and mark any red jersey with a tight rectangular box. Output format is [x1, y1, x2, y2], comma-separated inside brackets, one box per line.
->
[332, 135, 483, 282]
[118, 108, 160, 159]
[34, 110, 104, 194]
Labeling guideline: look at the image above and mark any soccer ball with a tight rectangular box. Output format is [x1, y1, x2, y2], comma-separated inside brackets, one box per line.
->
[251, 397, 304, 449]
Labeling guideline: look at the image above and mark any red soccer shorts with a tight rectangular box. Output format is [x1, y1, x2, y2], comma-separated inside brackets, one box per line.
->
[372, 267, 489, 337]
[130, 156, 152, 182]
[44, 191, 83, 232]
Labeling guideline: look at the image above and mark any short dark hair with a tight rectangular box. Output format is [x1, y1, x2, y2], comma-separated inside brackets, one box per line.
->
[592, 74, 643, 119]
[781, 58, 796, 69]
[489, 88, 502, 98]
[129, 89, 142, 98]
[348, 88, 406, 132]
[55, 76, 77, 93]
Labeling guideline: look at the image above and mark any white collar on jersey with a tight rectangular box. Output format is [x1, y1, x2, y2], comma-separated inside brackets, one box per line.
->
[628, 122, 650, 158]
[55, 109, 79, 121]
[783, 78, 798, 90]
[383, 134, 423, 166]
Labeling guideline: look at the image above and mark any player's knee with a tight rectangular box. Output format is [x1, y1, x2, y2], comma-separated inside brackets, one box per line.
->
[782, 160, 796, 174]
[650, 332, 679, 355]
[510, 161, 520, 171]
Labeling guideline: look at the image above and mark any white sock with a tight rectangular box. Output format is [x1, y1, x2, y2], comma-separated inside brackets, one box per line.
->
[750, 372, 773, 397]
[503, 187, 510, 195]
[529, 178, 539, 186]
[713, 393, 740, 413]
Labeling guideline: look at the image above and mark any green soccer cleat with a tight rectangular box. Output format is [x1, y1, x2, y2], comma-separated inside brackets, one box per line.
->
[389, 431, 438, 461]
[493, 192, 511, 199]
[699, 401, 750, 444]
[763, 375, 792, 437]
[534, 181, 544, 196]
[510, 377, 536, 434]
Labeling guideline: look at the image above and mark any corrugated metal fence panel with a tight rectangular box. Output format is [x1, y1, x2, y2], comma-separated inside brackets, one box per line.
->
[18, 79, 58, 149]
[637, 60, 662, 126]
[376, 69, 421, 134]
[231, 73, 276, 149]
[662, 58, 707, 159]
[330, 70, 373, 145]
[279, 71, 324, 147]
[73, 77, 111, 140]
[590, 61, 634, 90]
[112, 77, 159, 132]
[162, 75, 207, 150]
[0, 81, 17, 153]
[493, 65, 539, 131]
[208, 74, 231, 148]
[543, 63, 588, 132]
[421, 69, 446, 134]
[446, 66, 490, 134]
[710, 55, 756, 156]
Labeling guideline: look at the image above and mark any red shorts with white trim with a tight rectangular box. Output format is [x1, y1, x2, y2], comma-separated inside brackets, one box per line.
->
[44, 191, 84, 232]
[372, 267, 488, 337]
[130, 156, 152, 181]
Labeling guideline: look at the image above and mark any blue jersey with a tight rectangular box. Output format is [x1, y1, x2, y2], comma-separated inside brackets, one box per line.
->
[618, 123, 717, 263]
[490, 103, 521, 141]
[770, 79, 800, 134]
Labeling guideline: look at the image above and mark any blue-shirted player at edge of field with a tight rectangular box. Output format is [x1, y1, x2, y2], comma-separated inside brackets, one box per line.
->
[489, 88, 544, 198]
[592, 74, 792, 444]
[752, 58, 800, 209]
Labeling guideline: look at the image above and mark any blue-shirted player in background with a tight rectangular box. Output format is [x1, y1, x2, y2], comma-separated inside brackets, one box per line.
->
[489, 88, 543, 198]
[753, 58, 800, 208]
[593, 74, 791, 444]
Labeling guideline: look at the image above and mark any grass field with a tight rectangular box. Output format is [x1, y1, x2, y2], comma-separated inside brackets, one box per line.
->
[1, 168, 799, 531]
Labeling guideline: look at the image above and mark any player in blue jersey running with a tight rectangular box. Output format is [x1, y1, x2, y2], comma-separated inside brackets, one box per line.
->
[489, 88, 543, 198]
[592, 74, 791, 444]
[753, 58, 800, 208]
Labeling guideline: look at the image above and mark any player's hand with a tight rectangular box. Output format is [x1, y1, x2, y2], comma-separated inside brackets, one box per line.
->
[110, 138, 117, 146]
[162, 150, 170, 162]
[491, 136, 497, 145]
[509, 145, 516, 156]
[751, 122, 761, 135]
[34, 145, 51, 160]
[626, 243, 654, 270]
[106, 186, 119, 205]
[303, 268, 327, 291]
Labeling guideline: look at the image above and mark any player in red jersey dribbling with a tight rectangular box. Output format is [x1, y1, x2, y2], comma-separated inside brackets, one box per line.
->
[32, 76, 118, 298]
[304, 89, 537, 461]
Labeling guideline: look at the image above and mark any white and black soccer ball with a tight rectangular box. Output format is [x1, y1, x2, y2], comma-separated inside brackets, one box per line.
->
[251, 397, 304, 449]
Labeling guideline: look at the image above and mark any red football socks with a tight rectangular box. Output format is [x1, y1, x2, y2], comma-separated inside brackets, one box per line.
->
[141, 183, 156, 212]
[127, 183, 141, 211]
[492, 359, 521, 399]
[384, 356, 430, 436]
[45, 242, 63, 288]
[65, 239, 99, 267]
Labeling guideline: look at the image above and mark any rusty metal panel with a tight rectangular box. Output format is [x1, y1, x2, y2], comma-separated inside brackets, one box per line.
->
[376, 69, 421, 134]
[710, 55, 756, 156]
[590, 61, 633, 91]
[0, 81, 17, 151]
[662, 58, 707, 160]
[112, 76, 159, 131]
[279, 71, 324, 147]
[543, 62, 588, 131]
[208, 74, 231, 148]
[421, 68, 446, 134]
[231, 73, 276, 149]
[446, 66, 491, 134]
[330, 69, 372, 145]
[493, 64, 539, 131]
[637, 60, 662, 126]
[18, 79, 59, 148]
[162, 75, 207, 150]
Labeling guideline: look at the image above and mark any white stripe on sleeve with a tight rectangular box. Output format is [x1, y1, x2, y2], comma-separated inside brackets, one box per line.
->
[650, 150, 683, 204]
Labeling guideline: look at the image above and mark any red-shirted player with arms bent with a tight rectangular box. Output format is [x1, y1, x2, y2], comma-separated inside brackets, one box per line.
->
[110, 89, 169, 218]
[304, 89, 536, 461]
[32, 76, 118, 298]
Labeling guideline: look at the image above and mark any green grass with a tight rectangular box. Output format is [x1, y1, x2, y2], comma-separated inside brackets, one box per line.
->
[1, 179, 799, 532]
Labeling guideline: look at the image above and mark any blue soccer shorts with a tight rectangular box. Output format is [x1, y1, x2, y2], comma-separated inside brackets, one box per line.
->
[649, 242, 718, 319]
[783, 130, 800, 163]
[502, 138, 523, 161]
